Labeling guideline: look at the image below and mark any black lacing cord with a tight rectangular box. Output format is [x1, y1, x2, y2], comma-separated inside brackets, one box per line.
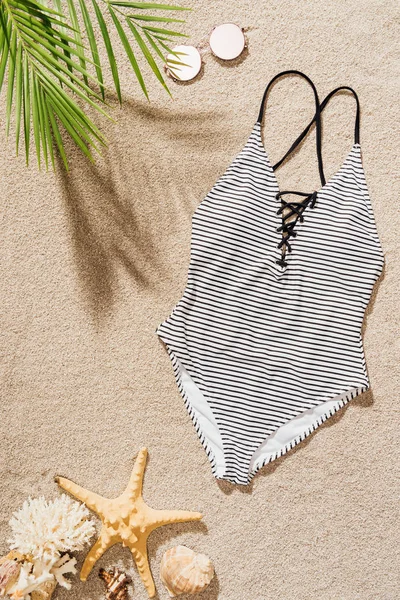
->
[257, 74, 361, 269]
[275, 191, 318, 267]
[271, 86, 360, 267]
[257, 71, 327, 268]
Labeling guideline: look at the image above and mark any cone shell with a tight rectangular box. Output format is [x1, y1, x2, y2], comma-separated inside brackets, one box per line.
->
[0, 558, 21, 596]
[31, 579, 57, 600]
[160, 546, 214, 597]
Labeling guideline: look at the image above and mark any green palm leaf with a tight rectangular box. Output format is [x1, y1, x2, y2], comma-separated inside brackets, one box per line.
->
[22, 51, 30, 163]
[46, 95, 67, 169]
[128, 14, 185, 22]
[91, 0, 121, 102]
[0, 0, 109, 168]
[16, 19, 86, 60]
[76, 0, 104, 97]
[14, 39, 22, 151]
[30, 70, 41, 167]
[141, 25, 187, 36]
[8, 0, 76, 30]
[11, 0, 68, 19]
[5, 28, 16, 135]
[64, 0, 88, 84]
[127, 21, 169, 94]
[0, 0, 190, 170]
[109, 5, 148, 99]
[110, 2, 190, 9]
[40, 84, 55, 168]
[142, 28, 165, 61]
[0, 11, 9, 79]
[52, 0, 74, 79]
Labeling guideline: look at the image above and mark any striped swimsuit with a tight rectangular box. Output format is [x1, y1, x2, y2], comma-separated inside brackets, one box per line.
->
[157, 71, 384, 485]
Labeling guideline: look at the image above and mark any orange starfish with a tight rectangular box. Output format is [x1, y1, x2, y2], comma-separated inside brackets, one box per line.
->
[55, 448, 202, 597]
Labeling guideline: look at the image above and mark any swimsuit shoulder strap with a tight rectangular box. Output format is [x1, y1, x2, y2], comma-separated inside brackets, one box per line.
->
[273, 86, 361, 172]
[257, 70, 326, 186]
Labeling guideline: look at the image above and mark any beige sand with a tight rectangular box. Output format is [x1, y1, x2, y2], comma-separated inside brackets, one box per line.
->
[1, 1, 399, 598]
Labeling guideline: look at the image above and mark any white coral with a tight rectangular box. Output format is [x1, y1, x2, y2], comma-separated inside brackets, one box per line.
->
[8, 495, 95, 560]
[50, 554, 77, 590]
[8, 560, 53, 600]
[8, 554, 77, 600]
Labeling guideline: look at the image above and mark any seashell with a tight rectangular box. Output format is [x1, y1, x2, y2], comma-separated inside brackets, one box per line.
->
[0, 558, 21, 597]
[99, 567, 131, 600]
[160, 546, 214, 597]
[31, 579, 57, 600]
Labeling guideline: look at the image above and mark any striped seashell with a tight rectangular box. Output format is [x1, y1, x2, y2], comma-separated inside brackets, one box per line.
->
[160, 546, 214, 597]
[0, 558, 21, 597]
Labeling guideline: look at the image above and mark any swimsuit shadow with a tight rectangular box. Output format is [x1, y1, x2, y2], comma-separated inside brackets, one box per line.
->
[55, 97, 232, 325]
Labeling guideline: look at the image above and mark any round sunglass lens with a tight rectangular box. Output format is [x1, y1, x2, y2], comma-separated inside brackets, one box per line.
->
[165, 45, 202, 81]
[209, 23, 245, 61]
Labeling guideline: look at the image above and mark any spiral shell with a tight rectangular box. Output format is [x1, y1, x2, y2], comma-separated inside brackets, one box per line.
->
[160, 546, 214, 597]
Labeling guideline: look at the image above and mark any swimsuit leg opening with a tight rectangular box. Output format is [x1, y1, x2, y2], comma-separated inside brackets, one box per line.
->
[159, 340, 226, 480]
[248, 385, 368, 479]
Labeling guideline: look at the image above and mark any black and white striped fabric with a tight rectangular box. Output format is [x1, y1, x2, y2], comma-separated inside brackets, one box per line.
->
[157, 71, 384, 485]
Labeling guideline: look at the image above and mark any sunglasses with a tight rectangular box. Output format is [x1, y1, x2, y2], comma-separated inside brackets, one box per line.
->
[164, 23, 248, 82]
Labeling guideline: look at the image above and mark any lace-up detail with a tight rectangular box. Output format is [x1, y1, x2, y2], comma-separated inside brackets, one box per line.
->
[275, 191, 318, 267]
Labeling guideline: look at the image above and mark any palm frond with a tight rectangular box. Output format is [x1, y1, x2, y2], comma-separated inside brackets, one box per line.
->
[0, 14, 9, 90]
[30, 69, 41, 167]
[127, 19, 169, 94]
[99, 0, 190, 100]
[14, 37, 22, 150]
[109, 5, 148, 99]
[5, 28, 16, 135]
[127, 14, 185, 22]
[142, 28, 165, 61]
[64, 0, 88, 84]
[46, 95, 67, 169]
[76, 0, 104, 97]
[22, 51, 30, 163]
[0, 0, 109, 168]
[91, 0, 121, 102]
[109, 2, 190, 9]
[141, 25, 187, 36]
[52, 0, 74, 79]
[8, 0, 77, 30]
[0, 0, 191, 170]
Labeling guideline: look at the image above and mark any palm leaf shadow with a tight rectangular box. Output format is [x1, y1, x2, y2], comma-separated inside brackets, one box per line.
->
[56, 102, 231, 322]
